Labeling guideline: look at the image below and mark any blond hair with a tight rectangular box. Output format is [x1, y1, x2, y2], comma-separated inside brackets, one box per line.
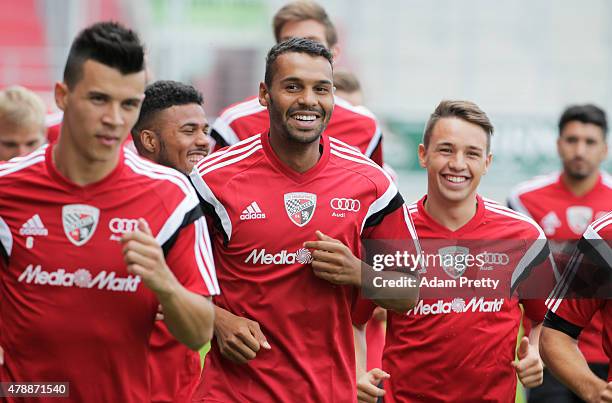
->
[0, 86, 46, 132]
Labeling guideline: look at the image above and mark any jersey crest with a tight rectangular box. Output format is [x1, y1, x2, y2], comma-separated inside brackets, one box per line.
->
[566, 206, 593, 235]
[62, 204, 100, 246]
[284, 192, 317, 227]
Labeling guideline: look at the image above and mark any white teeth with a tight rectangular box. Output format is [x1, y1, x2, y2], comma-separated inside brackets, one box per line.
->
[446, 175, 467, 183]
[294, 115, 316, 121]
[188, 155, 204, 163]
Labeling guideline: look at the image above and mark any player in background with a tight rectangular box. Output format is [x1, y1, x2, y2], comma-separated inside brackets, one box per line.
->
[355, 100, 553, 403]
[210, 0, 384, 166]
[189, 38, 419, 402]
[508, 104, 610, 402]
[540, 212, 612, 402]
[0, 85, 46, 161]
[0, 22, 217, 402]
[131, 80, 212, 403]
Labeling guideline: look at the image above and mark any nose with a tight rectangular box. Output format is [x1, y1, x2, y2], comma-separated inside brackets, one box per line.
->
[575, 140, 587, 157]
[16, 145, 30, 157]
[298, 88, 317, 107]
[102, 103, 124, 126]
[195, 129, 210, 149]
[448, 152, 467, 170]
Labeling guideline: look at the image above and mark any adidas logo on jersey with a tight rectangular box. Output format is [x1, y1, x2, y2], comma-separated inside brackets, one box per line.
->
[407, 297, 504, 316]
[240, 202, 266, 220]
[19, 214, 48, 236]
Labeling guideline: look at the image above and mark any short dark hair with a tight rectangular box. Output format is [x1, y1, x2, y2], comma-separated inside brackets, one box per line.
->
[63, 21, 144, 88]
[558, 104, 608, 138]
[273, 1, 338, 47]
[131, 80, 203, 153]
[423, 100, 494, 153]
[333, 70, 361, 93]
[264, 37, 333, 88]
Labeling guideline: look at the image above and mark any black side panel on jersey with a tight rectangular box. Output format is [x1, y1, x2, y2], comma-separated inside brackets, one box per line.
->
[578, 237, 611, 271]
[196, 193, 229, 246]
[543, 310, 583, 339]
[210, 129, 230, 148]
[363, 192, 404, 228]
[0, 243, 7, 266]
[161, 205, 204, 257]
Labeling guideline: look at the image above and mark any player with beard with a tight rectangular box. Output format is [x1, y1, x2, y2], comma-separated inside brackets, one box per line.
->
[355, 100, 555, 403]
[131, 80, 211, 403]
[509, 104, 611, 402]
[210, 0, 384, 166]
[0, 22, 217, 402]
[189, 38, 419, 402]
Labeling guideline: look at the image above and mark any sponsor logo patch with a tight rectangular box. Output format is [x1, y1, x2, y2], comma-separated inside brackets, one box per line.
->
[438, 246, 470, 279]
[245, 248, 313, 265]
[18, 264, 141, 292]
[240, 202, 266, 221]
[566, 206, 593, 235]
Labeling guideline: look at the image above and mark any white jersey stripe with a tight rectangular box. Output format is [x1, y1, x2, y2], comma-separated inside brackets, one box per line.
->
[189, 172, 233, 242]
[593, 218, 612, 234]
[219, 98, 264, 124]
[197, 137, 261, 172]
[124, 150, 195, 198]
[507, 173, 559, 217]
[194, 217, 220, 295]
[212, 115, 241, 146]
[364, 125, 382, 158]
[0, 155, 46, 178]
[200, 145, 263, 176]
[547, 250, 583, 312]
[0, 215, 13, 258]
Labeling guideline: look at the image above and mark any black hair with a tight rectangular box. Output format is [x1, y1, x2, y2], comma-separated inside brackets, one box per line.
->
[264, 37, 333, 88]
[131, 80, 204, 152]
[559, 104, 608, 138]
[63, 21, 144, 88]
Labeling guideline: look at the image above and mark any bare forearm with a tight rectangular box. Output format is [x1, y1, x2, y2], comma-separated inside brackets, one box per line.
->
[540, 327, 606, 402]
[354, 324, 367, 378]
[158, 283, 215, 350]
[370, 270, 418, 313]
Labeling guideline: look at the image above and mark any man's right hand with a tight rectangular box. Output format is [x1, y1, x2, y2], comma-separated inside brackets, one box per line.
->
[357, 368, 389, 403]
[214, 306, 270, 364]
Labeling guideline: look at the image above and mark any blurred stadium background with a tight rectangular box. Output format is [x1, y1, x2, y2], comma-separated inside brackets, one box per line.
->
[2, 0, 611, 202]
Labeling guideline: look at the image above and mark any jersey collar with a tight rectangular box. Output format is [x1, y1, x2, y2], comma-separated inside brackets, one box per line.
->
[261, 131, 330, 183]
[417, 194, 486, 237]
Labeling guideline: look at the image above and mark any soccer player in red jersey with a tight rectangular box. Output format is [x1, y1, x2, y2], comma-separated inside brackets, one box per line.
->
[0, 86, 46, 161]
[0, 22, 217, 402]
[132, 80, 212, 403]
[189, 38, 418, 402]
[210, 1, 384, 166]
[508, 104, 611, 401]
[541, 212, 612, 402]
[355, 100, 554, 403]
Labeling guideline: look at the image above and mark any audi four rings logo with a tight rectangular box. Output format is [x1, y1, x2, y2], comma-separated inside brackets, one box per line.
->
[330, 198, 361, 212]
[109, 218, 140, 234]
[480, 252, 510, 265]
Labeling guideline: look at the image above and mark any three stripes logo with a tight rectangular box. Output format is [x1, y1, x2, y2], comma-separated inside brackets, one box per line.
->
[240, 201, 266, 221]
[19, 214, 48, 237]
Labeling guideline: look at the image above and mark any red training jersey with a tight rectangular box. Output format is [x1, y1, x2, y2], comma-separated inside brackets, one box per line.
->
[544, 211, 612, 381]
[210, 95, 384, 166]
[0, 145, 218, 403]
[189, 133, 418, 403]
[508, 172, 612, 363]
[354, 195, 555, 403]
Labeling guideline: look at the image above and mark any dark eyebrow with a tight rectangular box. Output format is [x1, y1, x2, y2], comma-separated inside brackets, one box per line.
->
[280, 77, 332, 86]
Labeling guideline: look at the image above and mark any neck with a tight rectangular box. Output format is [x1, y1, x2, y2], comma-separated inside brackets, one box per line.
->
[268, 130, 321, 173]
[424, 192, 478, 231]
[560, 171, 599, 197]
[53, 133, 119, 186]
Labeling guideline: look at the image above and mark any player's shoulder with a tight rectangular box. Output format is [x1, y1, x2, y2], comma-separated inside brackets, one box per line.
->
[585, 211, 612, 239]
[122, 148, 196, 200]
[509, 172, 560, 200]
[216, 96, 266, 124]
[328, 136, 389, 185]
[334, 96, 378, 121]
[0, 145, 48, 182]
[192, 133, 264, 181]
[483, 197, 545, 237]
[599, 171, 612, 190]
